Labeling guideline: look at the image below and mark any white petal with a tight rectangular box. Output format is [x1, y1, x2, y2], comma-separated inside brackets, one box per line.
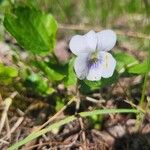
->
[86, 62, 102, 81]
[100, 52, 116, 78]
[69, 30, 97, 55]
[74, 54, 89, 80]
[97, 29, 116, 51]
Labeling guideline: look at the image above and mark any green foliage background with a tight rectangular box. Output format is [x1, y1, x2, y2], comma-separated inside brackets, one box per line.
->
[26, 0, 150, 33]
[1, 0, 149, 32]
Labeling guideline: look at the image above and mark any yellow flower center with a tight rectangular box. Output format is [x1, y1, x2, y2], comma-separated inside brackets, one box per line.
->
[89, 51, 99, 63]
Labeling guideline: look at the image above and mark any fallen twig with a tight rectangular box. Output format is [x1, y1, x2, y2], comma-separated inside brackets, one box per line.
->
[36, 97, 76, 131]
[5, 116, 11, 141]
[0, 92, 18, 145]
[59, 23, 150, 40]
[0, 96, 12, 133]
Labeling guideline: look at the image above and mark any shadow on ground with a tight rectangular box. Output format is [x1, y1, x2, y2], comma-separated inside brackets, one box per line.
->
[112, 133, 150, 150]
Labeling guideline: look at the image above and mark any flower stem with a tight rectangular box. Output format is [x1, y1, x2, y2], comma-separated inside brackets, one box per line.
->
[75, 79, 81, 114]
[140, 73, 148, 107]
[75, 79, 87, 149]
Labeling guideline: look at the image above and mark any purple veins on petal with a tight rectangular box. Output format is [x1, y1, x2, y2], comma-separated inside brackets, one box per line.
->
[87, 58, 103, 70]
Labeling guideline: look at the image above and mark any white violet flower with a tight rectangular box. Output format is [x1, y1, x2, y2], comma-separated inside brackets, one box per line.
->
[69, 29, 117, 81]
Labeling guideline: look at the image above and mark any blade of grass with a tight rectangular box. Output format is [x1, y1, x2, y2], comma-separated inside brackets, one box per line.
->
[140, 50, 150, 107]
[135, 43, 150, 131]
[8, 108, 139, 150]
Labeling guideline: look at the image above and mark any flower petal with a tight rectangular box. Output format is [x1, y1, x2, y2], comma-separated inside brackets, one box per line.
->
[86, 61, 102, 81]
[69, 30, 97, 55]
[100, 52, 116, 78]
[74, 53, 89, 80]
[97, 29, 116, 51]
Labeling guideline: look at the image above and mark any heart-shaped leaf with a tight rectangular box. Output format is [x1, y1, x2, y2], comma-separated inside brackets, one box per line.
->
[4, 6, 57, 55]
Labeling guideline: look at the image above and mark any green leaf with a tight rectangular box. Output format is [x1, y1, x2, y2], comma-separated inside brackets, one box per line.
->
[128, 60, 150, 74]
[0, 63, 18, 84]
[64, 57, 77, 86]
[114, 52, 139, 73]
[25, 73, 55, 96]
[4, 6, 57, 55]
[0, 0, 4, 4]
[34, 61, 66, 81]
[55, 99, 65, 112]
[80, 71, 119, 93]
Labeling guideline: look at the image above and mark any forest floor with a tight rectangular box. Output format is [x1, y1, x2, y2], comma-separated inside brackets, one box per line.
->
[0, 36, 150, 150]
